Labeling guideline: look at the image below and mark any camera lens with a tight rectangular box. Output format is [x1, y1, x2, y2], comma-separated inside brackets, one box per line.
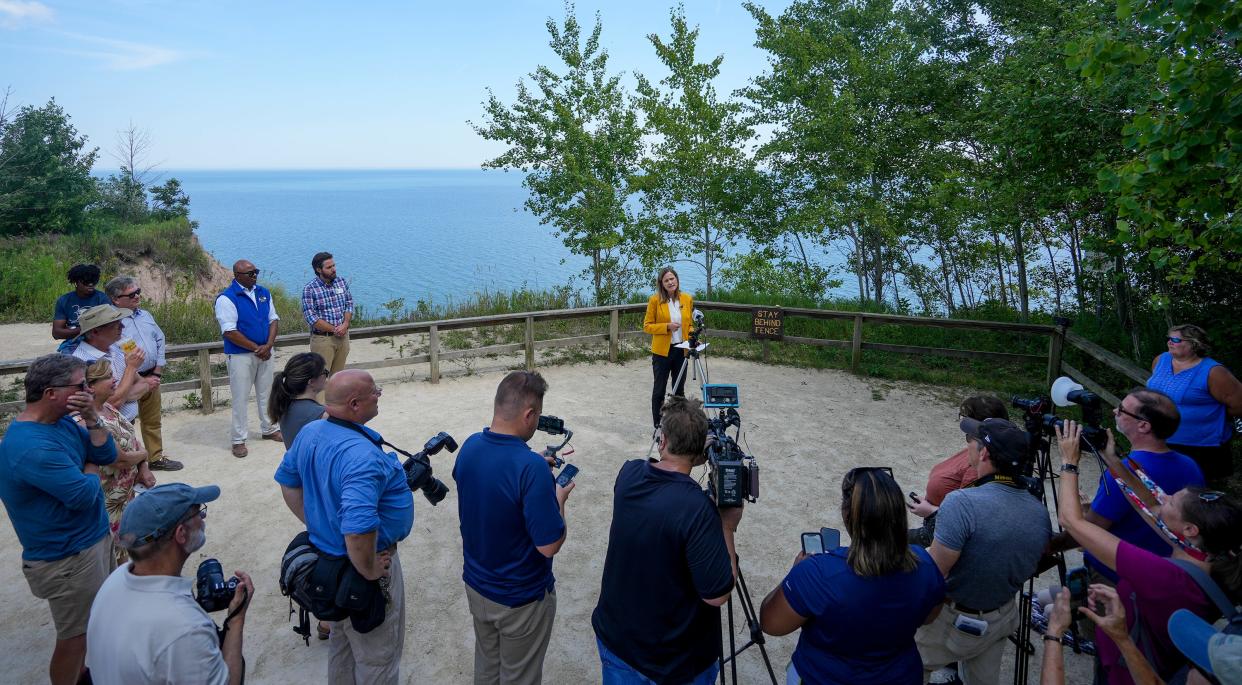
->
[422, 478, 449, 506]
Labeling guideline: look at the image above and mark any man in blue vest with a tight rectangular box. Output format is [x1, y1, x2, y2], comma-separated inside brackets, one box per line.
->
[214, 260, 282, 458]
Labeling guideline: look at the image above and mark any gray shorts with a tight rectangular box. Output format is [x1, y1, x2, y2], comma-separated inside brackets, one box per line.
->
[21, 535, 115, 640]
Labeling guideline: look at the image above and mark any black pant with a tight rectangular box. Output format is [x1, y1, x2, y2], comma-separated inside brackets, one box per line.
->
[651, 347, 688, 427]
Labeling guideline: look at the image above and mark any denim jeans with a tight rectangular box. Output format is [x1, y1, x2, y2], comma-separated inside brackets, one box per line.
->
[597, 637, 718, 685]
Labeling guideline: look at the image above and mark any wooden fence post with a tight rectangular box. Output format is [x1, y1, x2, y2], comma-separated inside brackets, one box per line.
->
[197, 348, 214, 414]
[609, 309, 619, 363]
[1046, 324, 1066, 388]
[525, 316, 535, 370]
[850, 314, 864, 373]
[428, 325, 440, 384]
[762, 339, 770, 363]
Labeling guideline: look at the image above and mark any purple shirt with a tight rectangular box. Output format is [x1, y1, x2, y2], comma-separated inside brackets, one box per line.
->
[1096, 541, 1216, 683]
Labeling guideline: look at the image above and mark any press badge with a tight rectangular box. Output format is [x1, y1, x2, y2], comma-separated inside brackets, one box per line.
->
[953, 614, 988, 636]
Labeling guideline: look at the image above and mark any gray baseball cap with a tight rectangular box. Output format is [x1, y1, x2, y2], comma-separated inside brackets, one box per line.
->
[1168, 609, 1242, 682]
[118, 483, 219, 549]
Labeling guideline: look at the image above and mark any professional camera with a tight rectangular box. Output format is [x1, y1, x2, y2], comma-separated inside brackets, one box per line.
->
[195, 558, 240, 613]
[687, 309, 705, 349]
[537, 415, 573, 467]
[1014, 376, 1107, 451]
[706, 407, 759, 508]
[403, 432, 457, 505]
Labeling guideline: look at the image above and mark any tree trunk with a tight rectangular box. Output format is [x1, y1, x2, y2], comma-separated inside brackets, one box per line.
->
[936, 240, 956, 314]
[990, 227, 1008, 307]
[1013, 219, 1030, 322]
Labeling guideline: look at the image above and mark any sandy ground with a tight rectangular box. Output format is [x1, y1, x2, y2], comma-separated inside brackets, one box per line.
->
[0, 326, 1096, 684]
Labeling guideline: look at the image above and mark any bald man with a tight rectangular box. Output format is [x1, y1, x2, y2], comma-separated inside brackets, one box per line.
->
[274, 370, 414, 684]
[214, 260, 281, 458]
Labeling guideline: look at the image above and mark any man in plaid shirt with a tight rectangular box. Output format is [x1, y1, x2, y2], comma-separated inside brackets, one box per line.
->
[301, 252, 354, 382]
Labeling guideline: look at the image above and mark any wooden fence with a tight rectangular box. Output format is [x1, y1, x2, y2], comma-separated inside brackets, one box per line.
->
[0, 302, 1151, 414]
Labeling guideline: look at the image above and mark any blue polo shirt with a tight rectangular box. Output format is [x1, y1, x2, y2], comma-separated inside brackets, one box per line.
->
[453, 428, 565, 607]
[273, 419, 414, 557]
[0, 417, 116, 561]
[1086, 448, 1203, 581]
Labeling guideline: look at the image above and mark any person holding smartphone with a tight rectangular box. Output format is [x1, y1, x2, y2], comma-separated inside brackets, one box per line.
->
[760, 467, 945, 684]
[592, 396, 738, 685]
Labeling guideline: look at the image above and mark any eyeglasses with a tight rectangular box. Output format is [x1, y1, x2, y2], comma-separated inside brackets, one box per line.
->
[235, 269, 260, 277]
[1114, 405, 1147, 422]
[119, 288, 141, 299]
[51, 380, 89, 392]
[180, 504, 207, 524]
[1167, 336, 1184, 344]
[1199, 491, 1225, 503]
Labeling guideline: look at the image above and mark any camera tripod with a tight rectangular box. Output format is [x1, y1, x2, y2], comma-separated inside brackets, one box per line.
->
[719, 555, 777, 685]
[671, 338, 710, 401]
[1011, 428, 1080, 685]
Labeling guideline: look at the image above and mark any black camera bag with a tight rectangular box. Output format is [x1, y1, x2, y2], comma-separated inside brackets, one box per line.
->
[335, 567, 386, 634]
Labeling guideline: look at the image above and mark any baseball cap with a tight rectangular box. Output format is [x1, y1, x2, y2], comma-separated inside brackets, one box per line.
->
[960, 417, 1029, 471]
[118, 483, 220, 549]
[1168, 609, 1242, 682]
[77, 304, 133, 335]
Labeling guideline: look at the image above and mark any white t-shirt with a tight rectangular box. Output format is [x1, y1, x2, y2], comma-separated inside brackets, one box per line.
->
[669, 298, 683, 345]
[86, 564, 229, 685]
[213, 286, 280, 334]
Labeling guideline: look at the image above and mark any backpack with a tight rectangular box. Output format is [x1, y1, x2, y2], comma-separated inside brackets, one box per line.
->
[279, 531, 386, 644]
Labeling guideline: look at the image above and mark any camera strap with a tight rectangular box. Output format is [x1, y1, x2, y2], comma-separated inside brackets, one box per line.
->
[326, 417, 415, 460]
[969, 473, 1025, 490]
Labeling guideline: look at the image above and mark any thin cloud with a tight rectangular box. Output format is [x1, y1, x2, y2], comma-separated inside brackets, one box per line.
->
[56, 32, 184, 70]
[0, 0, 54, 27]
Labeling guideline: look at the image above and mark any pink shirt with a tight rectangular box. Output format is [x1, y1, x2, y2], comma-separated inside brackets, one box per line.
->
[1097, 541, 1217, 683]
[924, 448, 978, 506]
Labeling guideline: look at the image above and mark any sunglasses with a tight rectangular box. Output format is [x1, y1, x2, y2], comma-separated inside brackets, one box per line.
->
[1199, 491, 1226, 503]
[119, 288, 142, 299]
[1167, 336, 1184, 344]
[235, 269, 260, 277]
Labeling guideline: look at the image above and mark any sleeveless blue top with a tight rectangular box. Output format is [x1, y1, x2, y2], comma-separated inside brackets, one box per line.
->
[1147, 352, 1229, 446]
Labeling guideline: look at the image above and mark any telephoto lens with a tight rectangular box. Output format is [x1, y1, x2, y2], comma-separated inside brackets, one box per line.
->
[195, 558, 239, 612]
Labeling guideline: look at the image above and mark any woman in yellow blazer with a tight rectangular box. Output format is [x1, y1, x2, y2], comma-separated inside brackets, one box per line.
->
[643, 267, 694, 427]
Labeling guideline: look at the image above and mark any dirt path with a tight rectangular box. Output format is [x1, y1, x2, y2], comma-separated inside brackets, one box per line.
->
[0, 325, 1093, 684]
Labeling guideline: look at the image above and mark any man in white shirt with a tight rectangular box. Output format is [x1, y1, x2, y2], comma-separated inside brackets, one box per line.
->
[86, 483, 253, 685]
[71, 305, 156, 428]
[214, 260, 282, 458]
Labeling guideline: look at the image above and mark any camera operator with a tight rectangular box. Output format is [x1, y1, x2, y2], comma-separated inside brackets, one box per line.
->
[906, 395, 1009, 546]
[1052, 389, 1204, 583]
[453, 371, 573, 685]
[592, 396, 738, 684]
[85, 483, 253, 685]
[273, 370, 413, 684]
[915, 418, 1053, 685]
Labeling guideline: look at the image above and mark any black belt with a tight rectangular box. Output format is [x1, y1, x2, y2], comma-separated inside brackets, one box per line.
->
[952, 601, 1005, 615]
[138, 369, 158, 377]
[311, 330, 334, 336]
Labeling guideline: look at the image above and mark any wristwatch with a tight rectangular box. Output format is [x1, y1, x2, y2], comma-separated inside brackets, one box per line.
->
[1043, 634, 1062, 643]
[1060, 463, 1079, 474]
[88, 419, 105, 431]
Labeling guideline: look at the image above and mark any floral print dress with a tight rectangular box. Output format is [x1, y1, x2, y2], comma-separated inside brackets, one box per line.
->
[98, 403, 142, 565]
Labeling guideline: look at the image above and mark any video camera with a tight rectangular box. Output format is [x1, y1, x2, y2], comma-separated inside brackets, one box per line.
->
[537, 415, 573, 467]
[706, 407, 759, 508]
[1012, 376, 1107, 452]
[195, 558, 240, 613]
[403, 432, 457, 505]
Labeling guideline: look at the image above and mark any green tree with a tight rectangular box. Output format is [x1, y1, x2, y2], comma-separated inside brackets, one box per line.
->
[635, 5, 756, 297]
[471, 3, 645, 304]
[150, 178, 190, 218]
[1068, 0, 1242, 284]
[0, 99, 98, 235]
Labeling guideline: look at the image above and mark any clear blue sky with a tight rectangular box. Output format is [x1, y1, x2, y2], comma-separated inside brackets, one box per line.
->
[2, 0, 789, 169]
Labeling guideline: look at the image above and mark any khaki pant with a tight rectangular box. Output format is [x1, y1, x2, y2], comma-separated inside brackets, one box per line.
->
[310, 334, 350, 403]
[226, 353, 276, 444]
[137, 380, 163, 462]
[465, 584, 556, 685]
[916, 599, 1019, 685]
[328, 552, 405, 685]
[21, 535, 114, 640]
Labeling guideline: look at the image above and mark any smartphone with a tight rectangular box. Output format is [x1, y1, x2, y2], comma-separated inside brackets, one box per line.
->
[909, 491, 920, 502]
[820, 527, 841, 550]
[1066, 566, 1090, 614]
[801, 532, 825, 555]
[555, 464, 579, 488]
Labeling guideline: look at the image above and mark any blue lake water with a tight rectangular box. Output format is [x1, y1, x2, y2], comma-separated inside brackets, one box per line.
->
[171, 168, 717, 312]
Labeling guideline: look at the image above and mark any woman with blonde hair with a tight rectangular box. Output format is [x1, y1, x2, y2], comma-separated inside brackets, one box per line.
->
[643, 267, 695, 427]
[84, 359, 154, 564]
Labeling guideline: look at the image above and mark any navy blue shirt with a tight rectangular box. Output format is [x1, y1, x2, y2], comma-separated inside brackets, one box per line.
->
[1085, 449, 1203, 581]
[783, 545, 945, 684]
[0, 417, 116, 561]
[274, 419, 414, 557]
[453, 428, 565, 607]
[54, 290, 109, 330]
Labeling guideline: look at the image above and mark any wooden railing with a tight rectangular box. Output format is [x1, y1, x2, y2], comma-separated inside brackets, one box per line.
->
[0, 302, 1150, 414]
